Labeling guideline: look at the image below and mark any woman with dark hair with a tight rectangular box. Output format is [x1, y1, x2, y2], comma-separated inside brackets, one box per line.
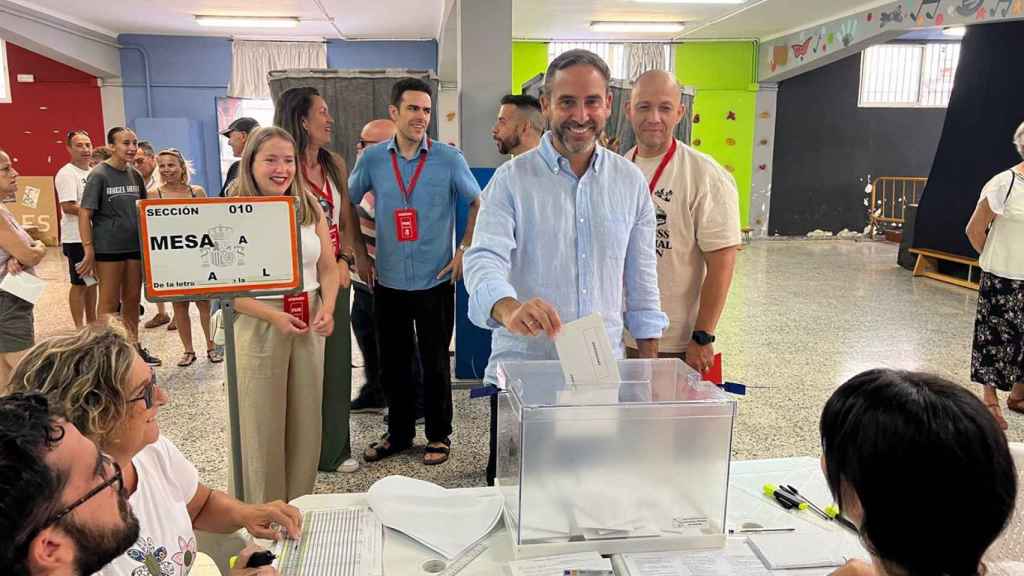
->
[965, 120, 1024, 430]
[275, 86, 357, 474]
[77, 127, 161, 367]
[821, 369, 1021, 576]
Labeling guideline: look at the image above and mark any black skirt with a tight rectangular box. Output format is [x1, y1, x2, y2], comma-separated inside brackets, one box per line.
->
[0, 289, 34, 353]
[971, 271, 1024, 391]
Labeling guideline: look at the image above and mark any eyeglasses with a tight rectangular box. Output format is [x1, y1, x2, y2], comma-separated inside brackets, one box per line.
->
[47, 455, 124, 526]
[129, 369, 157, 409]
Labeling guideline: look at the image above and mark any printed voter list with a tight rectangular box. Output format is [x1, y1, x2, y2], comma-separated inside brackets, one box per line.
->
[140, 197, 301, 298]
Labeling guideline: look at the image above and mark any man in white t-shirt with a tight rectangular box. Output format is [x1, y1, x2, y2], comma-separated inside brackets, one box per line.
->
[624, 70, 741, 373]
[56, 129, 96, 328]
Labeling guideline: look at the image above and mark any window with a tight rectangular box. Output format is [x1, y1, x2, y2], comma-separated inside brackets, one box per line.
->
[858, 42, 960, 108]
[547, 42, 673, 80]
[215, 97, 275, 184]
[0, 40, 11, 104]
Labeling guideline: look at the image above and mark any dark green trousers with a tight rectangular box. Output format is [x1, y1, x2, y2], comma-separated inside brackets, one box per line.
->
[318, 286, 352, 471]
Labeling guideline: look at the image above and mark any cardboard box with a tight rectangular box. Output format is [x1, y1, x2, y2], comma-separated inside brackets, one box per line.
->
[2, 176, 59, 246]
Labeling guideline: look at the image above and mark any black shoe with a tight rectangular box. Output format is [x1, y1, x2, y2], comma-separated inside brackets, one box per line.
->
[136, 344, 162, 367]
[351, 395, 386, 414]
[381, 410, 425, 426]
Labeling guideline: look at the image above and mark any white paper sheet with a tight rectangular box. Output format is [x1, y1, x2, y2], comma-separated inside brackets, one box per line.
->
[747, 532, 846, 570]
[273, 507, 382, 576]
[507, 551, 612, 576]
[0, 271, 45, 304]
[621, 540, 771, 576]
[366, 476, 503, 559]
[555, 313, 618, 387]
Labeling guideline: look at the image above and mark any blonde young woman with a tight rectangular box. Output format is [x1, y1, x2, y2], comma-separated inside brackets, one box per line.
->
[77, 127, 161, 367]
[153, 149, 223, 367]
[0, 148, 46, 388]
[231, 126, 340, 502]
[7, 324, 301, 576]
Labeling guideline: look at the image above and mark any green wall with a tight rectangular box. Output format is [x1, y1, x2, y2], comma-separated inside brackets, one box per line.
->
[676, 41, 758, 227]
[512, 42, 548, 95]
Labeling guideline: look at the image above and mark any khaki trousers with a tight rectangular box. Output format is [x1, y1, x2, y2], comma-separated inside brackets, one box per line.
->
[232, 294, 324, 503]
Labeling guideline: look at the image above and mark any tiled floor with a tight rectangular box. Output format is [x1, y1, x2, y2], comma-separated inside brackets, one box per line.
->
[26, 239, 1024, 495]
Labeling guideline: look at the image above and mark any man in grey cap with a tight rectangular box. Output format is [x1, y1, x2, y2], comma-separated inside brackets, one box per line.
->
[220, 117, 259, 196]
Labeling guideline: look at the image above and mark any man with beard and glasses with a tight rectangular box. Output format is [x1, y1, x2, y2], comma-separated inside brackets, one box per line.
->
[464, 49, 667, 484]
[0, 392, 140, 576]
[491, 94, 543, 157]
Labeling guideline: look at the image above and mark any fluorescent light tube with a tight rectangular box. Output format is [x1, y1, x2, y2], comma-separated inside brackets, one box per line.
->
[590, 21, 685, 33]
[195, 16, 300, 28]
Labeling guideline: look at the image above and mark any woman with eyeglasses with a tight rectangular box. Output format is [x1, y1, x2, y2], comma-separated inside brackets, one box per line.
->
[0, 148, 47, 390]
[77, 127, 161, 368]
[7, 324, 302, 576]
[152, 149, 223, 367]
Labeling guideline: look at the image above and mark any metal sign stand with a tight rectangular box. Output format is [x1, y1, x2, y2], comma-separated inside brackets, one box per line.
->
[221, 301, 246, 501]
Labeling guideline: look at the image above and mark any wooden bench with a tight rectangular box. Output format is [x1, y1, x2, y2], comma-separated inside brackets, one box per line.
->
[910, 248, 980, 290]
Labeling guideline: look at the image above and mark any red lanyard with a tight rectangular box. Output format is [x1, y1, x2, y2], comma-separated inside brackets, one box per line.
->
[631, 138, 677, 194]
[303, 170, 333, 211]
[390, 139, 432, 203]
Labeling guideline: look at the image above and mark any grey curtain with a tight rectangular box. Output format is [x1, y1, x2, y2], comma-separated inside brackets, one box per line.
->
[521, 74, 694, 153]
[624, 43, 667, 81]
[268, 69, 439, 170]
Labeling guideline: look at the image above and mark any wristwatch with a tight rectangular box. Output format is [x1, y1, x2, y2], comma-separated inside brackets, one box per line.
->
[338, 253, 355, 268]
[457, 243, 469, 252]
[691, 330, 715, 346]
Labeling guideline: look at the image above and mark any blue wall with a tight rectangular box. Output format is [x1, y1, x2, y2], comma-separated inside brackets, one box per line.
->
[118, 35, 437, 194]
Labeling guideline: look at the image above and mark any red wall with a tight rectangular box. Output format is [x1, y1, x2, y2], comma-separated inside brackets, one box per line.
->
[0, 42, 104, 177]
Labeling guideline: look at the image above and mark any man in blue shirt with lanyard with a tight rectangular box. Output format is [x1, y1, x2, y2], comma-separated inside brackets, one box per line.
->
[464, 49, 668, 484]
[346, 78, 482, 466]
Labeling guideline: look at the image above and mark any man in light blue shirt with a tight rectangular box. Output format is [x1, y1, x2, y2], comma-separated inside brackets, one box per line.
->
[464, 49, 668, 483]
[346, 78, 482, 466]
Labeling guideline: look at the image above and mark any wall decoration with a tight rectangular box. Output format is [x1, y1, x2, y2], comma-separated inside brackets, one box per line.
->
[726, 137, 736, 146]
[950, 0, 983, 15]
[760, 138, 769, 145]
[693, 113, 701, 123]
[725, 164, 736, 173]
[758, 164, 768, 171]
[880, 5, 905, 27]
[840, 19, 857, 47]
[991, 0, 1013, 16]
[977, 5, 988, 17]
[727, 111, 737, 120]
[867, 12, 874, 21]
[911, 0, 943, 22]
[759, 111, 771, 119]
[770, 45, 789, 72]
[791, 37, 812, 60]
[693, 139, 702, 146]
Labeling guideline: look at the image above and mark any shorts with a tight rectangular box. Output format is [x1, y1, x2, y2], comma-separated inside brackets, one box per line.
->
[62, 242, 87, 285]
[95, 251, 142, 262]
[0, 290, 34, 353]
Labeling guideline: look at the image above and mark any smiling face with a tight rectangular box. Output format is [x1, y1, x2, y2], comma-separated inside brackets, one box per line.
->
[106, 354, 166, 456]
[252, 136, 297, 196]
[109, 130, 139, 166]
[302, 95, 334, 150]
[542, 64, 611, 158]
[67, 133, 94, 166]
[389, 90, 432, 146]
[156, 153, 184, 186]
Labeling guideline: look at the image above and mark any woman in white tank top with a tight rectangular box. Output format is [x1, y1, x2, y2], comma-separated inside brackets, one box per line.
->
[227, 127, 341, 502]
[966, 121, 1024, 429]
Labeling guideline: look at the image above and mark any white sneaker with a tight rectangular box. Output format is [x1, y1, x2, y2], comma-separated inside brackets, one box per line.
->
[338, 458, 359, 473]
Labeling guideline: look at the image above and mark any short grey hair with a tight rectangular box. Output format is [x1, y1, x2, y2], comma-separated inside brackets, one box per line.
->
[137, 140, 155, 157]
[543, 49, 611, 97]
[1014, 120, 1024, 159]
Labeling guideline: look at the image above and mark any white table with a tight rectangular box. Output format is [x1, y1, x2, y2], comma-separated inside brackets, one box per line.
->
[287, 457, 869, 576]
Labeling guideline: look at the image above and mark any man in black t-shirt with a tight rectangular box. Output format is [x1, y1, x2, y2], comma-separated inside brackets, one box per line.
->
[220, 117, 259, 196]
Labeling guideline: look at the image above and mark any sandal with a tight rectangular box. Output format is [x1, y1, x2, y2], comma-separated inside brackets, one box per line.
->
[177, 351, 197, 367]
[167, 317, 177, 331]
[1007, 395, 1024, 415]
[986, 402, 1009, 430]
[207, 348, 224, 363]
[424, 439, 452, 466]
[363, 434, 412, 463]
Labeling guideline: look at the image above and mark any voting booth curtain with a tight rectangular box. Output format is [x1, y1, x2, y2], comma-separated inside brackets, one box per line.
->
[520, 74, 694, 153]
[912, 21, 1024, 258]
[268, 69, 440, 171]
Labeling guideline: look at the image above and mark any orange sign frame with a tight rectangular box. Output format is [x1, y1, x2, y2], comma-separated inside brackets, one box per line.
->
[139, 196, 301, 300]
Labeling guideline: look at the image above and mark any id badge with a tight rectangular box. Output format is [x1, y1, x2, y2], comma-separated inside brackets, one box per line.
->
[282, 292, 310, 325]
[328, 224, 341, 256]
[394, 208, 419, 242]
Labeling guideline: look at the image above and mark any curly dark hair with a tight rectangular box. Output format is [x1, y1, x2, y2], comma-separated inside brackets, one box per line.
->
[0, 393, 68, 575]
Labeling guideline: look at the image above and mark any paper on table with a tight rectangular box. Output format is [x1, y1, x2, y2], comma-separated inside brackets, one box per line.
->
[621, 540, 770, 576]
[555, 313, 619, 387]
[0, 271, 45, 304]
[507, 551, 612, 576]
[366, 476, 502, 559]
[747, 532, 846, 570]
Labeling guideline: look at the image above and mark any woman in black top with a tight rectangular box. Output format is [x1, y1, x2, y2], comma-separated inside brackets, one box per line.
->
[78, 127, 161, 366]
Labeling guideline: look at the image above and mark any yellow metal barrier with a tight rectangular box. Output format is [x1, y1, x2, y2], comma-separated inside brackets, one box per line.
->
[869, 176, 927, 235]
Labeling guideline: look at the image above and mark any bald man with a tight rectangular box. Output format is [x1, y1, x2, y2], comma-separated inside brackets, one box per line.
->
[349, 119, 424, 421]
[624, 69, 741, 374]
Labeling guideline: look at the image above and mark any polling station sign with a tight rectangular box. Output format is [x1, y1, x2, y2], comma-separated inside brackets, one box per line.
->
[139, 197, 301, 300]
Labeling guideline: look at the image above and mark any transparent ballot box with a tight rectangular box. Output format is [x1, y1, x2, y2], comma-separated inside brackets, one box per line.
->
[495, 358, 736, 558]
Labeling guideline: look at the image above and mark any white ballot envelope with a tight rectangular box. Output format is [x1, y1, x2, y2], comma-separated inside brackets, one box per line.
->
[555, 313, 619, 386]
[0, 271, 45, 304]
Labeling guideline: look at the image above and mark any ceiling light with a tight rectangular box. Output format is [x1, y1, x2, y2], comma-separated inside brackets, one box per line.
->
[942, 26, 967, 37]
[590, 21, 686, 33]
[195, 15, 300, 28]
[632, 0, 745, 4]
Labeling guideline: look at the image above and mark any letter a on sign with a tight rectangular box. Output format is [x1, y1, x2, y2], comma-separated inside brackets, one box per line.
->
[208, 272, 218, 281]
